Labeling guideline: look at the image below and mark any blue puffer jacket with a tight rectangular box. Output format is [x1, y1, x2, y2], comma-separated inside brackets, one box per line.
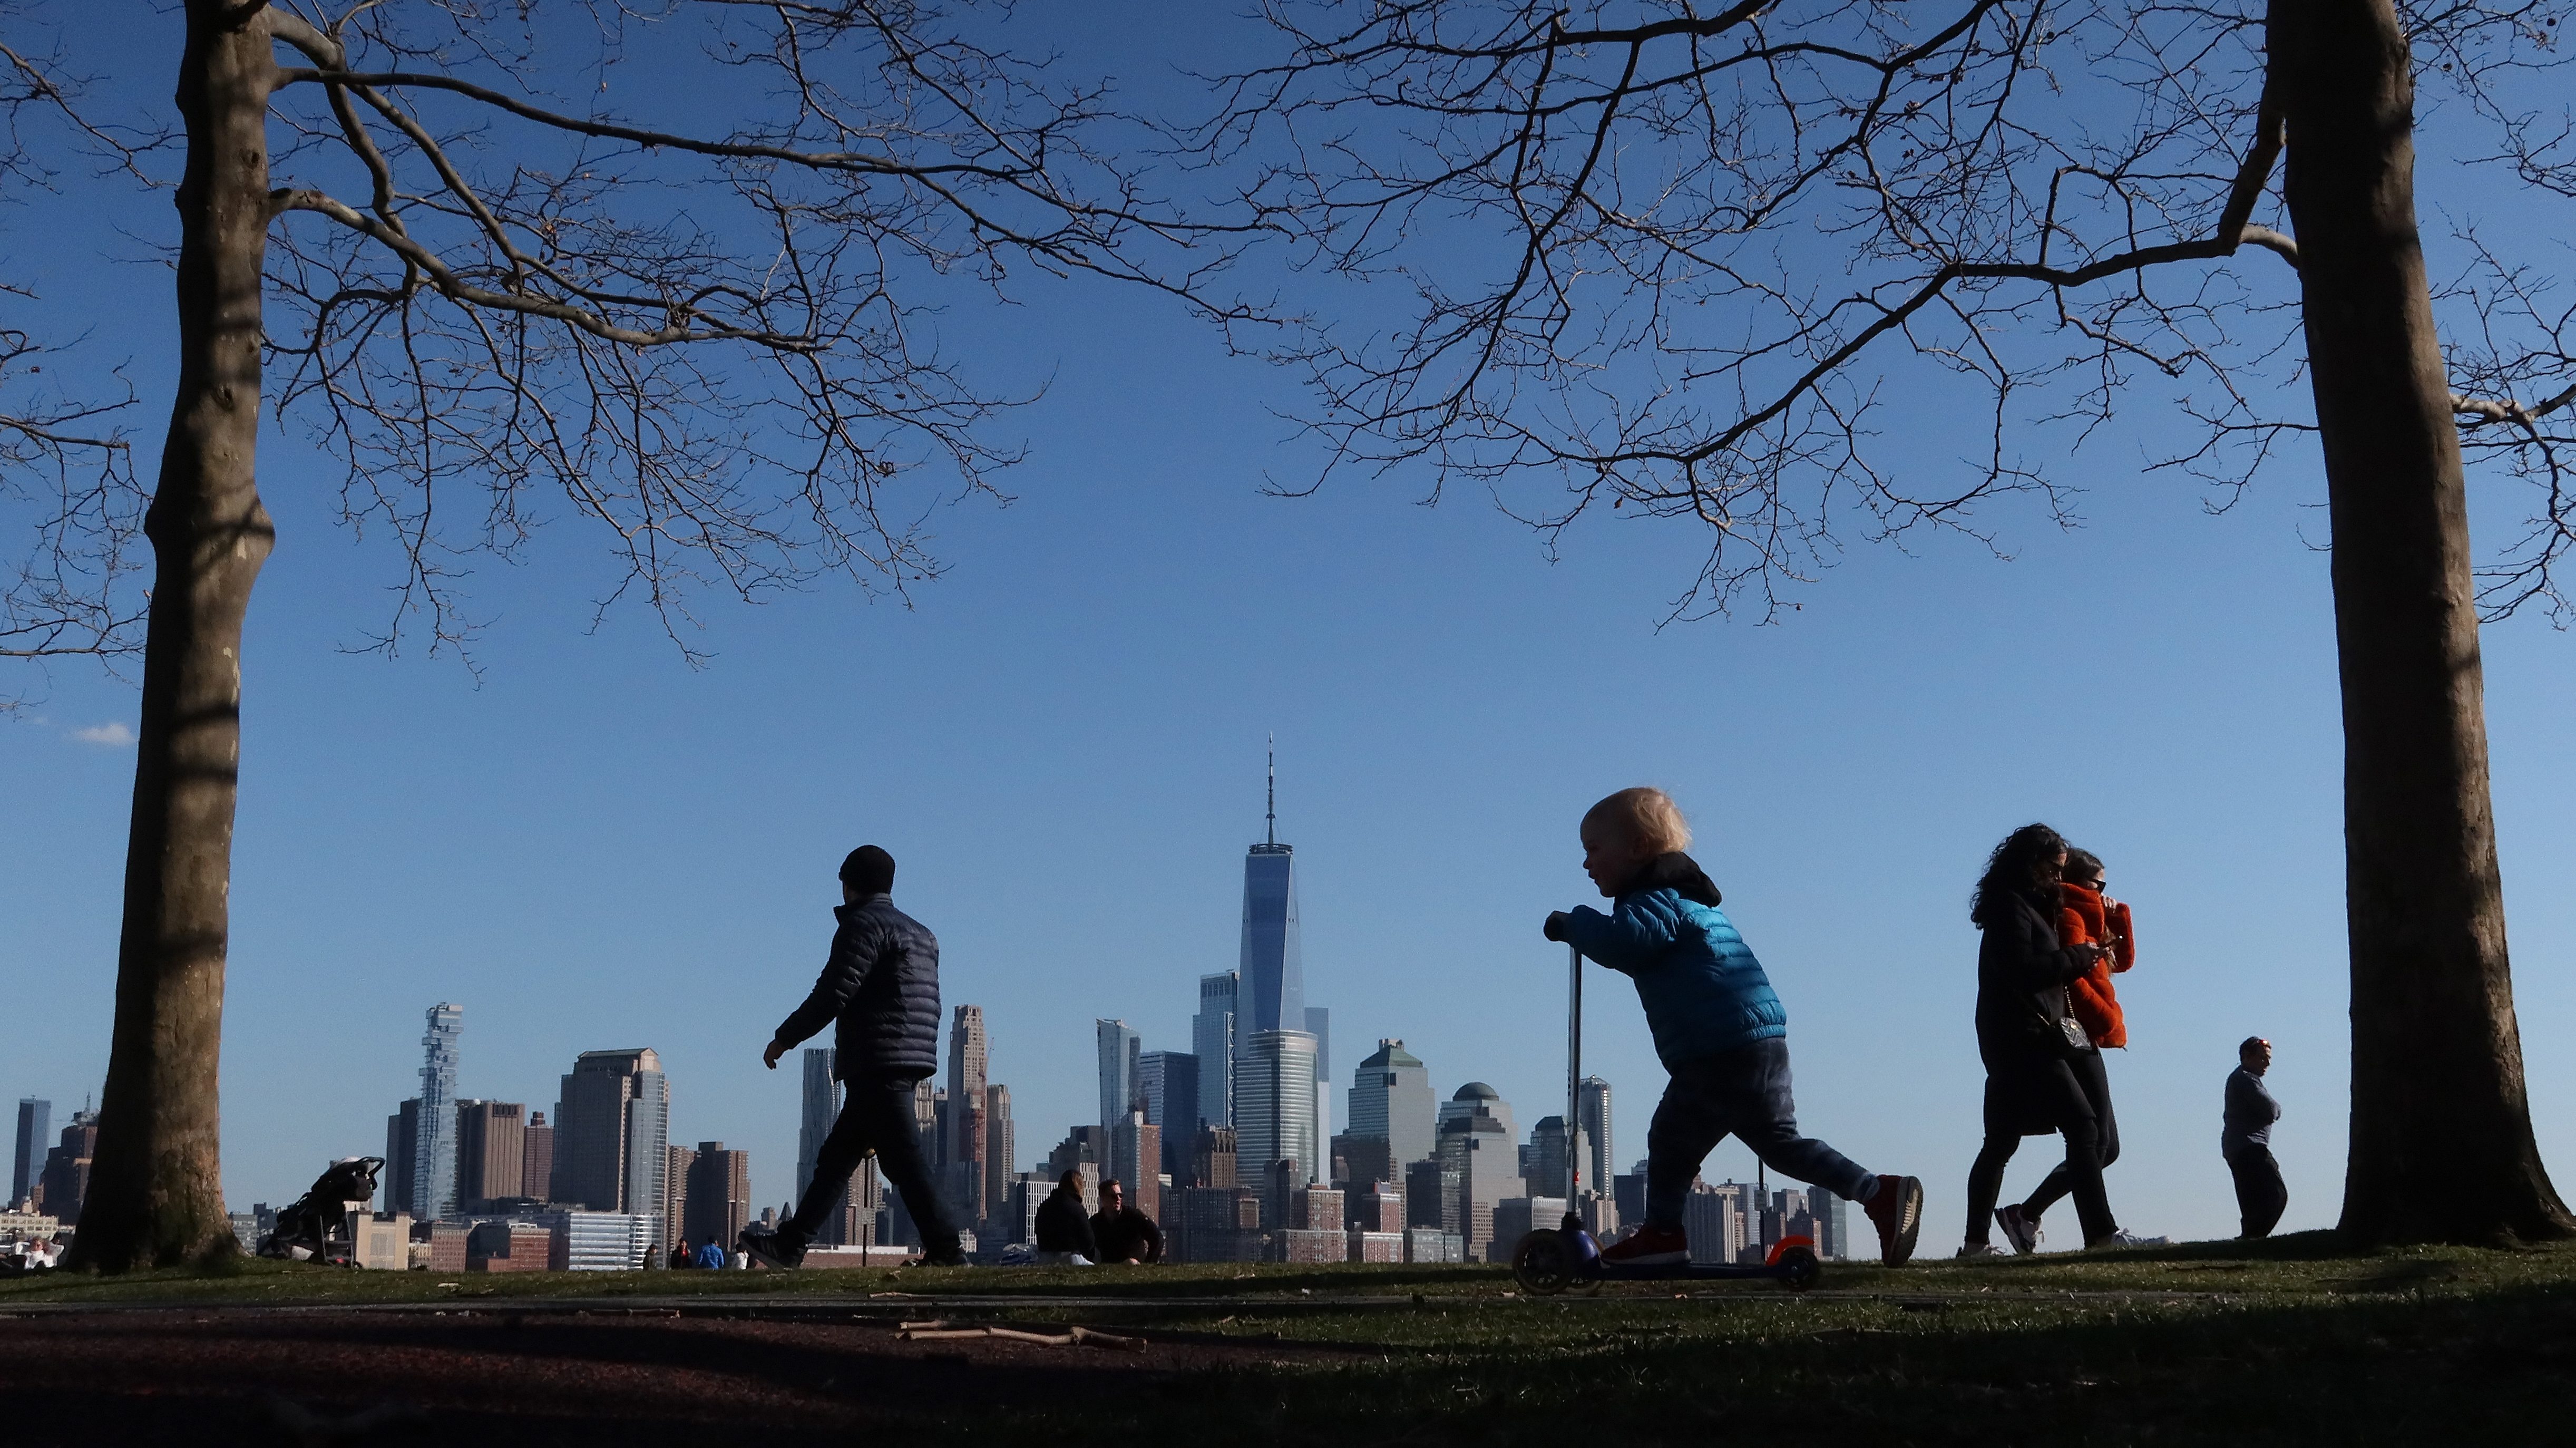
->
[774, 893, 941, 1081]
[1560, 853, 1787, 1069]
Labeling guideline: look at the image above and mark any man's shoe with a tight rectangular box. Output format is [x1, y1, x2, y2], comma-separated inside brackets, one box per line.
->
[1954, 1242, 2006, 1258]
[1598, 1224, 1690, 1267]
[737, 1227, 806, 1270]
[2083, 1228, 2167, 1251]
[1862, 1174, 1924, 1266]
[1994, 1203, 2041, 1255]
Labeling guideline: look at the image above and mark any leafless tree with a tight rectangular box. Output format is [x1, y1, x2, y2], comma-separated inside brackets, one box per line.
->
[1, 12, 154, 689]
[1205, 0, 2575, 1244]
[30, 0, 1254, 1272]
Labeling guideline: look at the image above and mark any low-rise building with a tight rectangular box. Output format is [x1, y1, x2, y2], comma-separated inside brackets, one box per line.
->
[1347, 1230, 1403, 1263]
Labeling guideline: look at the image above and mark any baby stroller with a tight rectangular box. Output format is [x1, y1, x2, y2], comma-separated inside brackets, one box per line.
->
[258, 1157, 385, 1265]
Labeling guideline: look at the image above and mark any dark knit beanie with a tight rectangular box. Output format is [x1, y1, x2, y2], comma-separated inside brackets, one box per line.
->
[839, 845, 896, 895]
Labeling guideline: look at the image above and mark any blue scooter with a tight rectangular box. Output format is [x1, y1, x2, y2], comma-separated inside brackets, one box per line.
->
[1508, 944, 1823, 1296]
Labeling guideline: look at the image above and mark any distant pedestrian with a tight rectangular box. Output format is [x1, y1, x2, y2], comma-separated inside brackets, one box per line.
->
[2224, 1036, 2287, 1238]
[669, 1243, 691, 1270]
[738, 845, 967, 1270]
[1959, 824, 2161, 1255]
[1989, 847, 2137, 1253]
[696, 1236, 726, 1270]
[1090, 1179, 1163, 1265]
[1543, 787, 1925, 1268]
[1034, 1170, 1099, 1266]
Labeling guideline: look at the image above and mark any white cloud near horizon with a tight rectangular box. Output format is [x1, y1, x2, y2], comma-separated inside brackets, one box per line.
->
[70, 722, 135, 746]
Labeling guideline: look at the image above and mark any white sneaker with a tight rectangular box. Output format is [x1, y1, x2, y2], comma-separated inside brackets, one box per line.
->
[1954, 1243, 2006, 1258]
[2085, 1229, 2168, 1251]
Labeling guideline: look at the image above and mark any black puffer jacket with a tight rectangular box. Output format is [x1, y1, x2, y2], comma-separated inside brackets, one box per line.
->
[774, 893, 940, 1080]
[1035, 1188, 1098, 1258]
[1974, 887, 2095, 1071]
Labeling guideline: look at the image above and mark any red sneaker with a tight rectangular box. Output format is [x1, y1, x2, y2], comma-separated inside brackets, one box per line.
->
[1862, 1174, 1924, 1266]
[1600, 1224, 1690, 1266]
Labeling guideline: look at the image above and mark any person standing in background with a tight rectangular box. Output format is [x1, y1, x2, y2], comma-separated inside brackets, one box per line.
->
[2224, 1037, 2287, 1238]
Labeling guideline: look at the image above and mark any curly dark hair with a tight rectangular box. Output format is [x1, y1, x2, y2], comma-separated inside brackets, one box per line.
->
[1972, 823, 2068, 926]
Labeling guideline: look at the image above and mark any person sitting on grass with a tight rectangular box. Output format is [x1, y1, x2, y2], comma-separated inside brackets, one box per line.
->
[1545, 787, 1925, 1267]
[1090, 1178, 1164, 1265]
[1034, 1170, 1099, 1266]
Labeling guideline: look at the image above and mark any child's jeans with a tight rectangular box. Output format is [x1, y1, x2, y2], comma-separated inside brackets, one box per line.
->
[1646, 1037, 1874, 1230]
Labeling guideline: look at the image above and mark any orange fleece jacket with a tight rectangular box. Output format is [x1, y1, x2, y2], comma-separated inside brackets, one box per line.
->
[2057, 882, 2134, 1049]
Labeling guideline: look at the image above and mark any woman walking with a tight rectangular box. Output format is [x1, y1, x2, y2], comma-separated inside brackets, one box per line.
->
[1958, 825, 2155, 1254]
[1990, 847, 2136, 1251]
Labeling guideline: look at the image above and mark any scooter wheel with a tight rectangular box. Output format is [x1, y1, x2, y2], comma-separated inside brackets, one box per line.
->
[1774, 1245, 1821, 1292]
[1510, 1229, 1578, 1296]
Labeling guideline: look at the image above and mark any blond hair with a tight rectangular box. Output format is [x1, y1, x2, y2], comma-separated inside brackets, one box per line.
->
[1582, 787, 1691, 856]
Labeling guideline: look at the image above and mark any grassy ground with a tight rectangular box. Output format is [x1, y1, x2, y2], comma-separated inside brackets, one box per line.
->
[6, 1233, 2573, 1443]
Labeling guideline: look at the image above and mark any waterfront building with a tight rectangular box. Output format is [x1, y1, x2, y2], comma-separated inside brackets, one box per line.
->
[1347, 1039, 1435, 1169]
[1233, 1027, 1319, 1218]
[413, 1004, 463, 1221]
[12, 1099, 48, 1208]
[982, 1083, 1014, 1234]
[1193, 972, 1237, 1129]
[1238, 749, 1305, 1040]
[1094, 1019, 1140, 1139]
[454, 1100, 525, 1208]
[520, 1111, 554, 1202]
[684, 1142, 753, 1251]
[384, 1100, 419, 1213]
[552, 1048, 669, 1248]
[1138, 1051, 1198, 1177]
[1576, 1076, 1615, 1203]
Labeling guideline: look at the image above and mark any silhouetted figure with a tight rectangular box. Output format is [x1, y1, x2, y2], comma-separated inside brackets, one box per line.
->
[2224, 1036, 2287, 1238]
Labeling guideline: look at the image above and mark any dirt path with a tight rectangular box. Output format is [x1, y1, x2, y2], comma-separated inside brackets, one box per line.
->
[0, 1307, 1332, 1446]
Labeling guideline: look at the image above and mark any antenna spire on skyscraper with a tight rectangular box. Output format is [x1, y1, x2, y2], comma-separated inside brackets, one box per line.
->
[1266, 733, 1276, 846]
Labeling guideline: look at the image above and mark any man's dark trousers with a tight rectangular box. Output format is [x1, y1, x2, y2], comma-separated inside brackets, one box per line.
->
[789, 1075, 960, 1255]
[2226, 1145, 2287, 1239]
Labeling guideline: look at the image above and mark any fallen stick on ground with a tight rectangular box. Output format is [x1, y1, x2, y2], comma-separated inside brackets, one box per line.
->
[892, 1324, 1145, 1352]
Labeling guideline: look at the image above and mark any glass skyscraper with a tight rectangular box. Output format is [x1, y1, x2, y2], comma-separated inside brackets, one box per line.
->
[1234, 1027, 1320, 1207]
[413, 1003, 463, 1221]
[1240, 745, 1304, 1036]
[1193, 972, 1237, 1129]
[1095, 1019, 1140, 1136]
[13, 1099, 50, 1208]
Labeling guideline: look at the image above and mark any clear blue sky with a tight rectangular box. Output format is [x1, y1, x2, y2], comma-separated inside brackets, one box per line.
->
[4, 4, 2570, 1249]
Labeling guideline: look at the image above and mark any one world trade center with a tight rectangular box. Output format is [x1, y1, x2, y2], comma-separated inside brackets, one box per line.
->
[1240, 743, 1304, 1036]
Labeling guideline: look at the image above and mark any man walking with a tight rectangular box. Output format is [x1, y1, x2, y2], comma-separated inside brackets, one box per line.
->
[2222, 1036, 2287, 1239]
[740, 846, 966, 1269]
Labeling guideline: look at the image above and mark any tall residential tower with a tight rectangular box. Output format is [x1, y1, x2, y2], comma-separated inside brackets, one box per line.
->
[413, 1004, 463, 1221]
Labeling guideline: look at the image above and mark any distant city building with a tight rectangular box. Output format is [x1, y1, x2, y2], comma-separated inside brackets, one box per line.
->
[1435, 1084, 1519, 1261]
[34, 1111, 96, 1224]
[413, 1004, 463, 1221]
[12, 1099, 48, 1208]
[1238, 746, 1304, 1039]
[1406, 1159, 1460, 1233]
[454, 1100, 525, 1208]
[1495, 1196, 1569, 1255]
[1812, 1185, 1850, 1260]
[1191, 1125, 1238, 1190]
[1332, 1133, 1392, 1192]
[664, 1144, 695, 1252]
[1352, 1180, 1404, 1233]
[536, 1209, 657, 1270]
[1348, 1039, 1435, 1169]
[1193, 972, 1238, 1129]
[1108, 1110, 1162, 1223]
[1234, 1027, 1320, 1219]
[1575, 1076, 1614, 1203]
[684, 1142, 752, 1251]
[466, 1221, 551, 1273]
[1094, 1019, 1140, 1142]
[946, 1006, 989, 1227]
[1138, 1051, 1198, 1178]
[384, 1099, 419, 1214]
[1305, 1006, 1331, 1150]
[982, 1083, 1014, 1234]
[520, 1111, 554, 1202]
[1528, 1115, 1577, 1200]
[1687, 1181, 1752, 1266]
[553, 1048, 669, 1247]
[1165, 1184, 1262, 1263]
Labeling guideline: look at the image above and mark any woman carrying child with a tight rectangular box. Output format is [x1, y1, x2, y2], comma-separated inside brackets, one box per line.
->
[1958, 825, 2157, 1254]
[1544, 788, 1926, 1267]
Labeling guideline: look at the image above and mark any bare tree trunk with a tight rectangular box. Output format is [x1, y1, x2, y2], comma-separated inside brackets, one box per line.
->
[2272, 0, 2572, 1246]
[70, 1, 275, 1272]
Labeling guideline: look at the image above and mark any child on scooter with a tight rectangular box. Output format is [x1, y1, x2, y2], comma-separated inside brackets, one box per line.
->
[1544, 788, 1924, 1266]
